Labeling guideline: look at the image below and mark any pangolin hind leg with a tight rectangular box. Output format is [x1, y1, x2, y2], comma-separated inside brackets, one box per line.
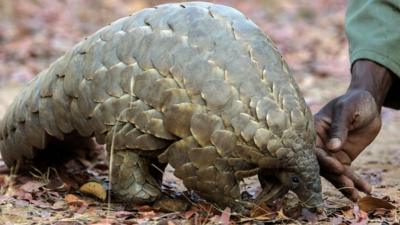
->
[110, 150, 162, 203]
[104, 121, 172, 204]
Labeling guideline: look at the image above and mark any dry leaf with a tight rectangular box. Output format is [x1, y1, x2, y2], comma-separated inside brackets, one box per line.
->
[139, 210, 156, 218]
[220, 207, 231, 225]
[0, 195, 12, 204]
[372, 208, 391, 218]
[19, 181, 45, 193]
[331, 216, 343, 225]
[152, 198, 190, 212]
[64, 194, 89, 214]
[30, 199, 52, 208]
[114, 210, 134, 218]
[250, 202, 276, 218]
[240, 215, 276, 223]
[137, 204, 153, 211]
[53, 222, 82, 225]
[64, 194, 82, 204]
[341, 207, 355, 219]
[276, 209, 289, 221]
[89, 218, 116, 225]
[358, 196, 396, 212]
[352, 205, 369, 225]
[79, 181, 106, 201]
[301, 208, 318, 224]
[184, 209, 197, 219]
[52, 200, 67, 210]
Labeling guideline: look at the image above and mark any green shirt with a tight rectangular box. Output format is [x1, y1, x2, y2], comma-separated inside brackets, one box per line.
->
[346, 0, 400, 108]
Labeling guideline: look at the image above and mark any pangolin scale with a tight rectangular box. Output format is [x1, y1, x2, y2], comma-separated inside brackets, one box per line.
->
[0, 2, 322, 212]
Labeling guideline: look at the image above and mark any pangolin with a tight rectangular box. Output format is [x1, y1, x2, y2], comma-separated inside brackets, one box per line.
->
[0, 2, 323, 212]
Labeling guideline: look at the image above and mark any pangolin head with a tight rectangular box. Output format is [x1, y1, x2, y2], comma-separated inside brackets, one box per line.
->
[276, 145, 323, 210]
[255, 124, 323, 212]
[269, 129, 323, 211]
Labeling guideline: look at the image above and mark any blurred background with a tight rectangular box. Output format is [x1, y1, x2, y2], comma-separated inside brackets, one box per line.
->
[0, 0, 399, 217]
[0, 0, 349, 109]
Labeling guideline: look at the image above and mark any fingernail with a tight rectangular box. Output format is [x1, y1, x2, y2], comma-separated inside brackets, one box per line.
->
[327, 138, 341, 150]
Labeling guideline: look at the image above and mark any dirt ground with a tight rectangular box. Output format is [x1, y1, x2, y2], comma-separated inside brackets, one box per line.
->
[0, 0, 399, 224]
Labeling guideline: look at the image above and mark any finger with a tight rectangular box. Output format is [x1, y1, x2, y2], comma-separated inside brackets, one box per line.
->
[327, 138, 343, 151]
[316, 135, 324, 148]
[315, 148, 344, 175]
[328, 103, 352, 151]
[343, 166, 372, 194]
[322, 172, 360, 201]
[315, 120, 330, 148]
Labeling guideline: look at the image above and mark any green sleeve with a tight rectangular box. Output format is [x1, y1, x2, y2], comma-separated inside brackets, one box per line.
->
[346, 0, 400, 108]
[346, 0, 400, 74]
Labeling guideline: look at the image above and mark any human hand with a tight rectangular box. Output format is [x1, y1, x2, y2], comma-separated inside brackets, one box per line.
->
[314, 60, 393, 201]
[315, 90, 380, 200]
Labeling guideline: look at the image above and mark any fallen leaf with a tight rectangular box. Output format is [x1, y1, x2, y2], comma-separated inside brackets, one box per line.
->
[184, 209, 197, 219]
[351, 205, 369, 225]
[249, 202, 276, 218]
[19, 180, 45, 193]
[53, 221, 82, 225]
[301, 208, 318, 224]
[331, 216, 343, 225]
[240, 215, 276, 223]
[136, 204, 153, 211]
[64, 194, 89, 214]
[89, 219, 116, 225]
[219, 207, 231, 225]
[153, 198, 190, 212]
[79, 181, 106, 201]
[21, 192, 33, 201]
[0, 195, 12, 204]
[139, 210, 156, 218]
[351, 219, 368, 225]
[342, 207, 355, 219]
[30, 199, 52, 208]
[76, 201, 89, 214]
[371, 208, 391, 218]
[64, 194, 84, 206]
[15, 199, 29, 207]
[276, 209, 289, 221]
[358, 196, 396, 212]
[114, 210, 134, 218]
[52, 200, 67, 210]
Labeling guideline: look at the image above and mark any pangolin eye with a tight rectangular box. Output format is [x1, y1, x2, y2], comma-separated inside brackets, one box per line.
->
[291, 176, 300, 184]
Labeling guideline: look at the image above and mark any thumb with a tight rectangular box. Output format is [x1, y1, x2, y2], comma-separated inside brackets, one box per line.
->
[327, 103, 351, 151]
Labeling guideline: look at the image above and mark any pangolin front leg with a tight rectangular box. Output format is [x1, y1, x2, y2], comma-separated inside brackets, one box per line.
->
[158, 137, 253, 212]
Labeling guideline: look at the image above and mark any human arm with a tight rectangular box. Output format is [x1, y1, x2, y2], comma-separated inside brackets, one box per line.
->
[315, 60, 394, 201]
[314, 0, 400, 201]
